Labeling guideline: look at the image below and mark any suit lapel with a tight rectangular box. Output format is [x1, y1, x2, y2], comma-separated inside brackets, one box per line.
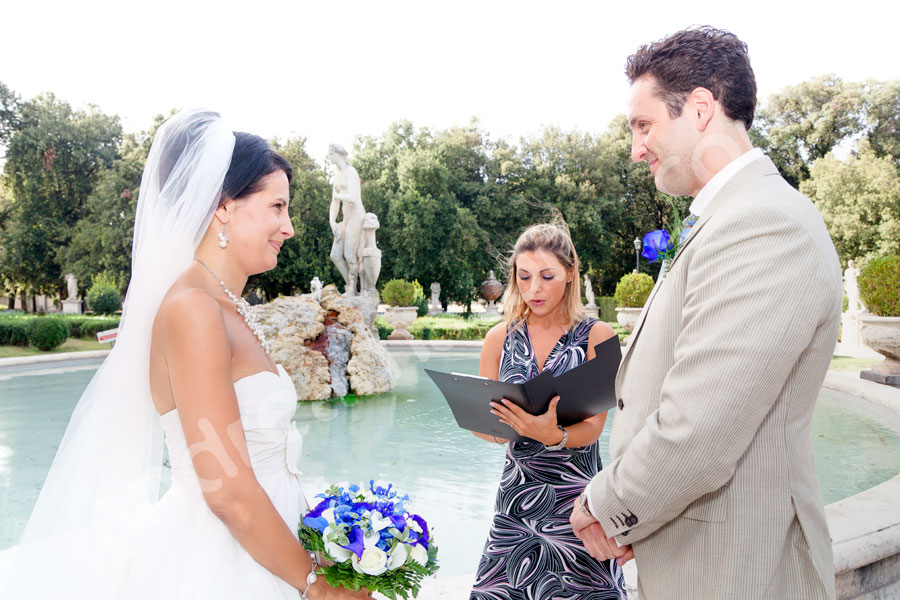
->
[617, 155, 780, 385]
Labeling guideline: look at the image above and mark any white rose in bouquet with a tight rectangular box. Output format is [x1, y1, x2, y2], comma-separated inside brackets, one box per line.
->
[353, 547, 388, 576]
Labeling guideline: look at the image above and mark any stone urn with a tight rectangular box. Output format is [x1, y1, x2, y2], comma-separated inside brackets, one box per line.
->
[615, 307, 642, 333]
[385, 306, 418, 340]
[481, 270, 503, 317]
[858, 315, 900, 386]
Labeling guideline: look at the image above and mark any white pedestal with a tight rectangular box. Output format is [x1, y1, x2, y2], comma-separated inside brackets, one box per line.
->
[834, 311, 881, 358]
[62, 299, 82, 314]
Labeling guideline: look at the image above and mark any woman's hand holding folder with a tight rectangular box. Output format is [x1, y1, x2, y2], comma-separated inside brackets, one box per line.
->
[491, 396, 563, 446]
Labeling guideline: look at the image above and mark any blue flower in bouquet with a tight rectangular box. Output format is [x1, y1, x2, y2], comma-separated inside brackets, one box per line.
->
[641, 229, 674, 263]
[299, 480, 439, 599]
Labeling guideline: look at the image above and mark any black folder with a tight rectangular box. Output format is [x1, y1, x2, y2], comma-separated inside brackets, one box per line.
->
[425, 335, 622, 442]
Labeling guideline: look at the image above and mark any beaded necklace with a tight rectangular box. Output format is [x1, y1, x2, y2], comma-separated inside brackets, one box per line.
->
[193, 258, 271, 354]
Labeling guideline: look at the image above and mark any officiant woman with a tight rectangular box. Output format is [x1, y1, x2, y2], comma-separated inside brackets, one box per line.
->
[469, 220, 626, 599]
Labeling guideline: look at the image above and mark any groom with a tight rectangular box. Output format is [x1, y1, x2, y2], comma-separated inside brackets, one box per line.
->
[570, 27, 841, 599]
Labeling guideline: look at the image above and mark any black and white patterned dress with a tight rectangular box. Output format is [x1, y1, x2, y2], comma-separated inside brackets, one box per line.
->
[470, 318, 626, 600]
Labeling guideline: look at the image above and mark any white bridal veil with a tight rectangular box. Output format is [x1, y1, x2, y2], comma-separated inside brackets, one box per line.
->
[3, 109, 235, 598]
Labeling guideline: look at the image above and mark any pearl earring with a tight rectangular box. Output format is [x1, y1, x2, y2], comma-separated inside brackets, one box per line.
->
[217, 223, 229, 249]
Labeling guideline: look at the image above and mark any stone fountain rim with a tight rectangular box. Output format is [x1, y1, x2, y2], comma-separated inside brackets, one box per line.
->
[857, 314, 900, 323]
[822, 371, 900, 575]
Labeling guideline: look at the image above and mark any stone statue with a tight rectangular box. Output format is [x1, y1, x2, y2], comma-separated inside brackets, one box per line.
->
[62, 273, 83, 314]
[430, 282, 442, 310]
[584, 275, 596, 307]
[845, 259, 862, 314]
[310, 277, 323, 303]
[328, 144, 366, 296]
[65, 274, 78, 301]
[358, 212, 382, 294]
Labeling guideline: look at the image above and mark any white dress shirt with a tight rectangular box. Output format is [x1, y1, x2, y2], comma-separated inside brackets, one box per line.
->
[689, 147, 764, 217]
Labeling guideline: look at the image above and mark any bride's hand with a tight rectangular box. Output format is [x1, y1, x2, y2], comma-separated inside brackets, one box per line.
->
[308, 579, 372, 600]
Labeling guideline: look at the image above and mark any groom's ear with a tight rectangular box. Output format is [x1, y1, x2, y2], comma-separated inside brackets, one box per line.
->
[688, 87, 716, 132]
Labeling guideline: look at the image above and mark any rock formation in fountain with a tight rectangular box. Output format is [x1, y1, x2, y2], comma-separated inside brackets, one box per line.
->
[250, 284, 396, 401]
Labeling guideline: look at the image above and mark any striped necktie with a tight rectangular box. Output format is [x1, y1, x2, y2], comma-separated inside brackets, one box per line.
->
[678, 213, 699, 245]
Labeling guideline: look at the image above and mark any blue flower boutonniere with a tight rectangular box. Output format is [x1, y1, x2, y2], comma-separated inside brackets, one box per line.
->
[641, 214, 697, 280]
[641, 229, 676, 264]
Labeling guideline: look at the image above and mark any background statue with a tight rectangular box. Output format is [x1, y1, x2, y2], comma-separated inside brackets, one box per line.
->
[430, 282, 441, 310]
[358, 212, 382, 294]
[65, 273, 78, 301]
[584, 275, 596, 307]
[845, 259, 862, 314]
[328, 143, 366, 296]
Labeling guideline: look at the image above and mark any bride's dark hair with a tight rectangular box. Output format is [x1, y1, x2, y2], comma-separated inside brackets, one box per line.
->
[222, 132, 293, 202]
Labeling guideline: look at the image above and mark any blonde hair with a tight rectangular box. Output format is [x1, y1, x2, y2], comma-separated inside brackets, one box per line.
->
[501, 218, 587, 332]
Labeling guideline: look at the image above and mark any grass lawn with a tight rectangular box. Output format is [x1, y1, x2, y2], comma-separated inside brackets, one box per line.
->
[829, 355, 881, 372]
[0, 338, 111, 359]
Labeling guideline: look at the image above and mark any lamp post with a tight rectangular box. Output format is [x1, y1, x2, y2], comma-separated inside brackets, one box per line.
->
[633, 237, 642, 273]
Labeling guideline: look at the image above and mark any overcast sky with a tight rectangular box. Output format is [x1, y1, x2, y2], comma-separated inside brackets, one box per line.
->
[2, 0, 896, 163]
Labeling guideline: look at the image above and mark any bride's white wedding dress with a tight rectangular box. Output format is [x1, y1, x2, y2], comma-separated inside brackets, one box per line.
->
[122, 364, 305, 599]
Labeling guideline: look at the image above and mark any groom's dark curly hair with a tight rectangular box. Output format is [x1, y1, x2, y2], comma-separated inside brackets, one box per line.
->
[626, 25, 757, 131]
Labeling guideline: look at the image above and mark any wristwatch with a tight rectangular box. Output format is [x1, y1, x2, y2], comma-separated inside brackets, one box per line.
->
[544, 425, 567, 450]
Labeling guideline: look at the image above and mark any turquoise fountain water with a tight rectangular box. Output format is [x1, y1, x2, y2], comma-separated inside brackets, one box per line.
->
[2, 349, 900, 578]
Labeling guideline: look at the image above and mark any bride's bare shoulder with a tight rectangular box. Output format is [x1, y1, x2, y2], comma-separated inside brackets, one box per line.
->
[155, 282, 226, 340]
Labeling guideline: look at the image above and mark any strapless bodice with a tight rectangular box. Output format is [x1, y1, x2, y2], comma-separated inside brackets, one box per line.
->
[159, 364, 301, 488]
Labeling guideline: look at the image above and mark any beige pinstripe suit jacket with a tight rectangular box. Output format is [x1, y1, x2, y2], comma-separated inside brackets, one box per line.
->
[587, 155, 841, 599]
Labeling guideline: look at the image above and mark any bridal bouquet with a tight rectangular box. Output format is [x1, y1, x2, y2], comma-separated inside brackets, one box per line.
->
[299, 481, 439, 599]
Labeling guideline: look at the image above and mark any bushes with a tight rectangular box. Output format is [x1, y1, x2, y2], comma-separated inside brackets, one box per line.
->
[376, 314, 502, 340]
[381, 279, 425, 308]
[407, 316, 501, 340]
[63, 316, 121, 338]
[28, 318, 70, 351]
[0, 313, 121, 350]
[0, 318, 30, 346]
[597, 296, 617, 322]
[86, 273, 122, 314]
[374, 316, 393, 340]
[415, 295, 429, 317]
[858, 255, 900, 316]
[614, 273, 655, 308]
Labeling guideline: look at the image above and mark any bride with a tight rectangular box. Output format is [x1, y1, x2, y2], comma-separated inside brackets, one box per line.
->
[3, 110, 368, 599]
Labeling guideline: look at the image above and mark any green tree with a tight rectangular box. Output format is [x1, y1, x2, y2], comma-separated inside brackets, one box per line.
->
[62, 121, 157, 293]
[0, 81, 22, 148]
[510, 118, 689, 294]
[247, 136, 337, 299]
[353, 121, 497, 307]
[753, 75, 864, 187]
[800, 141, 900, 266]
[863, 79, 900, 166]
[0, 92, 121, 309]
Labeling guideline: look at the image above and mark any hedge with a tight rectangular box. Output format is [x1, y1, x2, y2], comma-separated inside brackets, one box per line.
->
[375, 315, 502, 340]
[0, 313, 121, 348]
[0, 319, 30, 346]
[597, 296, 617, 322]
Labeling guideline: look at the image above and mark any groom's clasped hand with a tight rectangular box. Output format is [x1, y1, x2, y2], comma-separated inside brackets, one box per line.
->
[569, 506, 634, 567]
[494, 394, 636, 566]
